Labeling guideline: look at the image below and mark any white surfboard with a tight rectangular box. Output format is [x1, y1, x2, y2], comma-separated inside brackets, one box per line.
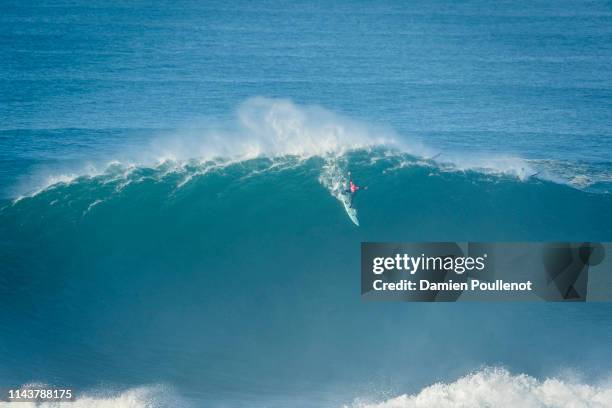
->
[339, 192, 359, 226]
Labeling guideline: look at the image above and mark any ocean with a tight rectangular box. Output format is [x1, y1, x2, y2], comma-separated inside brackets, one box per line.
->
[1, 1, 612, 407]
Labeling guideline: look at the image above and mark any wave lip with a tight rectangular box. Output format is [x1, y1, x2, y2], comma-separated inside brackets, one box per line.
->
[348, 368, 612, 408]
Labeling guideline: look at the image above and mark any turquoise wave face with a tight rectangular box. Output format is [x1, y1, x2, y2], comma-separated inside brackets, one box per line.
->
[3, 149, 610, 241]
[1, 150, 611, 405]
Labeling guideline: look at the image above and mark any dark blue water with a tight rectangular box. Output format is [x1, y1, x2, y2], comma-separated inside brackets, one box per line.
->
[1, 1, 611, 407]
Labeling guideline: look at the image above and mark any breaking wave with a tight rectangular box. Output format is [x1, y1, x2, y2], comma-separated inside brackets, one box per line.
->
[4, 369, 612, 408]
[10, 97, 610, 201]
[348, 368, 612, 408]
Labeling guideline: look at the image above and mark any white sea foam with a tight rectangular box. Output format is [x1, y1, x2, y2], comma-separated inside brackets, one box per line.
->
[145, 97, 405, 162]
[319, 156, 352, 207]
[436, 154, 537, 181]
[13, 173, 80, 204]
[118, 97, 574, 186]
[4, 369, 610, 408]
[347, 368, 612, 408]
[82, 199, 104, 216]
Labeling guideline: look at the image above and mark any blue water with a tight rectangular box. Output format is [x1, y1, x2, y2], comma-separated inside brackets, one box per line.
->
[1, 1, 612, 407]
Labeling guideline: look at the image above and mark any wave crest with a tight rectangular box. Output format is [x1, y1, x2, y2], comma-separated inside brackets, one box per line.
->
[348, 368, 612, 408]
[7, 98, 610, 199]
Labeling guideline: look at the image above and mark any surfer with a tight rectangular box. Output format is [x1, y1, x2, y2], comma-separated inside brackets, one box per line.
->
[345, 172, 366, 207]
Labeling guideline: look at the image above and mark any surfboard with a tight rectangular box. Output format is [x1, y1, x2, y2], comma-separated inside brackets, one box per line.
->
[339, 192, 359, 226]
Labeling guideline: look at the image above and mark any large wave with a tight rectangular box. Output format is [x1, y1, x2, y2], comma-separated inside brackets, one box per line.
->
[1, 99, 611, 408]
[2, 147, 611, 242]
